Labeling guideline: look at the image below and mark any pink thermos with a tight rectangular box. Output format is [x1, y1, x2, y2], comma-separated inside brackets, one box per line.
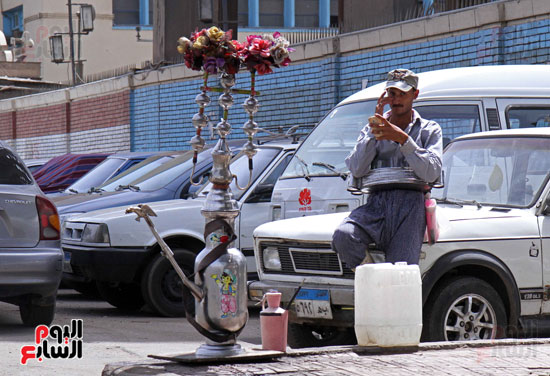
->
[260, 291, 288, 352]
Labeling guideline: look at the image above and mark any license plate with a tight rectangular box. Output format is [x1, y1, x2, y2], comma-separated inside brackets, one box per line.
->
[63, 251, 73, 273]
[294, 288, 333, 319]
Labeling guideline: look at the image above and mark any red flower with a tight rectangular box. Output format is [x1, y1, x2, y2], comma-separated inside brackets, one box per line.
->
[249, 39, 272, 58]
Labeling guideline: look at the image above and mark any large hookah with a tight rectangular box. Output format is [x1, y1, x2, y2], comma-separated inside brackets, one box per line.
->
[127, 71, 260, 358]
[126, 27, 291, 359]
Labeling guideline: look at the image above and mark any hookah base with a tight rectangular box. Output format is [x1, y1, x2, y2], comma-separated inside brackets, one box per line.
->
[148, 344, 284, 364]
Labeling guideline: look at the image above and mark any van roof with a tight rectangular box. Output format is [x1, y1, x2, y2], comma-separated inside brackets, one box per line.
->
[341, 65, 550, 104]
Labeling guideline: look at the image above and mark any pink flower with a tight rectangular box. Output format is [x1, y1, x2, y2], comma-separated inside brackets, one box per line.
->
[246, 34, 262, 44]
[249, 39, 271, 58]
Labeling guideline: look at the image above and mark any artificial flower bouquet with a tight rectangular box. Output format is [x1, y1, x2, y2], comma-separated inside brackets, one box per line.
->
[177, 26, 293, 75]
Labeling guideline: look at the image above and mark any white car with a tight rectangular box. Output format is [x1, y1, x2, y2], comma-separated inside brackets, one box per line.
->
[249, 128, 550, 347]
[60, 141, 297, 317]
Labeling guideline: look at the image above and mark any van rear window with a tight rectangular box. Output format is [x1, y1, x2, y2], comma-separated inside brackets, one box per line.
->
[0, 148, 33, 185]
[415, 105, 481, 146]
[506, 107, 550, 129]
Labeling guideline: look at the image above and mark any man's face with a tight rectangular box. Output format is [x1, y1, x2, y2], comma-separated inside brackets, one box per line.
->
[386, 87, 418, 116]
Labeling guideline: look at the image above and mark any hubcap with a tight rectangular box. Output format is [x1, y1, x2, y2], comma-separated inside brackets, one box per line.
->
[443, 293, 497, 341]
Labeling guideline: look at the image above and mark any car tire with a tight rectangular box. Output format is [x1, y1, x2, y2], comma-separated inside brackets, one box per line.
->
[424, 276, 507, 342]
[96, 281, 145, 311]
[287, 323, 356, 348]
[141, 248, 196, 317]
[19, 301, 56, 327]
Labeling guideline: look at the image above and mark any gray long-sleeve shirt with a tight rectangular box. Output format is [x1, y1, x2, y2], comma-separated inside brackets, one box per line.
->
[345, 109, 443, 183]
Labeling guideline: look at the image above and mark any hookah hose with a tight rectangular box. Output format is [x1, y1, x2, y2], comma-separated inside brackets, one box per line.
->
[180, 218, 246, 343]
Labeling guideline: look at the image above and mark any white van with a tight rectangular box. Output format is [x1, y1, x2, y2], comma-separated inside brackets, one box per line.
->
[269, 65, 550, 224]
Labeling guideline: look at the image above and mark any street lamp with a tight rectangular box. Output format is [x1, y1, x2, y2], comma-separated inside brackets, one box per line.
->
[48, 2, 95, 85]
[49, 34, 64, 63]
[79, 4, 95, 33]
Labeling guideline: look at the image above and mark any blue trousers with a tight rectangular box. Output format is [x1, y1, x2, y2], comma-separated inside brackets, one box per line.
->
[332, 189, 425, 268]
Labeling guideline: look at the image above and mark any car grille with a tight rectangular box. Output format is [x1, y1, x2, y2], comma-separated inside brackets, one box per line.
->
[260, 242, 354, 279]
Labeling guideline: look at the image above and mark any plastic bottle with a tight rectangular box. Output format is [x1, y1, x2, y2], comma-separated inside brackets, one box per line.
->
[354, 262, 422, 347]
[260, 291, 288, 352]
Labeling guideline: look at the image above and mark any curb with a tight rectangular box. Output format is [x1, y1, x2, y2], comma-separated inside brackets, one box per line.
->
[282, 337, 550, 357]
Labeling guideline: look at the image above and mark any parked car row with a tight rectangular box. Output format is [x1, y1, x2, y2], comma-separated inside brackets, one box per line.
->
[60, 140, 298, 316]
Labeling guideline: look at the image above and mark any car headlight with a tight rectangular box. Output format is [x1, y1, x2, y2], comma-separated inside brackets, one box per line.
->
[59, 212, 84, 226]
[262, 246, 282, 271]
[81, 223, 110, 244]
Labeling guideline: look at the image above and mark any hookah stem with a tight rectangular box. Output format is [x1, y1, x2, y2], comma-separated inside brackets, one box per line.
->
[248, 70, 256, 171]
[143, 215, 204, 301]
[193, 72, 209, 165]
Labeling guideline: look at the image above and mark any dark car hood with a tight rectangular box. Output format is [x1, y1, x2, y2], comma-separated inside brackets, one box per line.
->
[57, 189, 172, 215]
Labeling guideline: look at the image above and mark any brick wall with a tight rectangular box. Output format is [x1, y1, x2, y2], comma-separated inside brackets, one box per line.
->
[1, 0, 549, 158]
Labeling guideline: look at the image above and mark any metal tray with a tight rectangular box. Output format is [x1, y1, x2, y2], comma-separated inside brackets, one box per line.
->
[348, 167, 431, 193]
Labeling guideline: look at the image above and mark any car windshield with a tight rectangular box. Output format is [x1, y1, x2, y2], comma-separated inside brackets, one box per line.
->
[66, 157, 126, 193]
[281, 100, 376, 179]
[199, 147, 281, 200]
[121, 150, 209, 191]
[99, 154, 187, 191]
[431, 136, 550, 208]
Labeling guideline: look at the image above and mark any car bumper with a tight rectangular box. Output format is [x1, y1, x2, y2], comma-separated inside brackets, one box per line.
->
[248, 279, 354, 327]
[62, 244, 151, 284]
[0, 245, 63, 301]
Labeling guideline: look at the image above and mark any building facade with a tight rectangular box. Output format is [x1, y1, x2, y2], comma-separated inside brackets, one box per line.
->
[0, 0, 154, 83]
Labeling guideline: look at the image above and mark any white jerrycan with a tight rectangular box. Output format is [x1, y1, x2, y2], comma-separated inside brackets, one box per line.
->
[354, 262, 422, 347]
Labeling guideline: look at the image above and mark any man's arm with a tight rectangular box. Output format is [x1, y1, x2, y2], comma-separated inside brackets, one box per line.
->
[400, 122, 443, 184]
[345, 125, 377, 178]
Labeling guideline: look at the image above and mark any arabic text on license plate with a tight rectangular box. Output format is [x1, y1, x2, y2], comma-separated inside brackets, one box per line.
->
[63, 251, 73, 273]
[294, 288, 333, 319]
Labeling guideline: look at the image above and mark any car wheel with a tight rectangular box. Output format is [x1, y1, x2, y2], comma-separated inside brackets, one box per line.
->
[424, 276, 507, 341]
[141, 248, 196, 317]
[96, 281, 145, 311]
[287, 323, 356, 348]
[20, 301, 56, 327]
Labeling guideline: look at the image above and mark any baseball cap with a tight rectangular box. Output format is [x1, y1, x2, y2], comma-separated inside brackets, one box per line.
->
[385, 69, 419, 92]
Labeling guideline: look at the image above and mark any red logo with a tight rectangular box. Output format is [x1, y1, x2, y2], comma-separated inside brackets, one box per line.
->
[298, 188, 312, 206]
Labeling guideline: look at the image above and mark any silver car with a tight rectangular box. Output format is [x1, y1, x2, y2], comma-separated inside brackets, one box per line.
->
[0, 141, 62, 326]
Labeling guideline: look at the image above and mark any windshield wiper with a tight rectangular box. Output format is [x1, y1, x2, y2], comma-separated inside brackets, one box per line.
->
[437, 197, 482, 209]
[68, 188, 79, 194]
[115, 184, 141, 192]
[88, 187, 104, 193]
[312, 162, 348, 180]
[294, 155, 311, 182]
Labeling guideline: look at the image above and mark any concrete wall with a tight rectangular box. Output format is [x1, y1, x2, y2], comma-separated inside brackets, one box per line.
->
[1, 0, 550, 159]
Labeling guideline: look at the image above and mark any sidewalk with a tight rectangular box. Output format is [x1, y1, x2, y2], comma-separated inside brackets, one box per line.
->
[103, 338, 550, 375]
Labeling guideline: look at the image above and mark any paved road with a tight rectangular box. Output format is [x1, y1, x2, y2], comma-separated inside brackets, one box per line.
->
[0, 289, 262, 375]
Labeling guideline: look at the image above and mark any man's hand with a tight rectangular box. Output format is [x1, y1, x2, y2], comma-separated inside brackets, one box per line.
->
[369, 114, 409, 145]
[375, 91, 392, 115]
